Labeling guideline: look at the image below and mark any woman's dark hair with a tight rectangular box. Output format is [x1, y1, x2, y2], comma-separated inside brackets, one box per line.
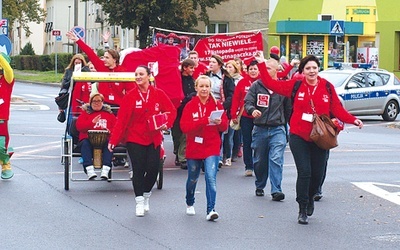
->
[298, 55, 320, 74]
[137, 65, 151, 75]
[247, 60, 258, 68]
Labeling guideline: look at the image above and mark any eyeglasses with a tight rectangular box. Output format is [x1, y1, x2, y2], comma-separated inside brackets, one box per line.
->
[92, 100, 103, 103]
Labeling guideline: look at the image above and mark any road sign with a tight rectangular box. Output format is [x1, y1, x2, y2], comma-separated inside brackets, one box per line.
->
[1, 18, 8, 36]
[52, 30, 61, 36]
[56, 35, 62, 41]
[330, 20, 345, 36]
[72, 26, 85, 39]
[0, 35, 12, 55]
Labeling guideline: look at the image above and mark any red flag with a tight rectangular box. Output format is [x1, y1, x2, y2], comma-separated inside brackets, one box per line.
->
[121, 45, 183, 107]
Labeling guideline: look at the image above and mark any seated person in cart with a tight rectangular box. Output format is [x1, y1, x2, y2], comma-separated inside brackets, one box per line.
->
[76, 93, 116, 180]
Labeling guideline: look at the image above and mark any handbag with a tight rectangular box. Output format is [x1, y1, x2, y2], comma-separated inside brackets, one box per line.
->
[309, 100, 339, 150]
[55, 92, 69, 110]
[57, 111, 66, 123]
[230, 106, 244, 130]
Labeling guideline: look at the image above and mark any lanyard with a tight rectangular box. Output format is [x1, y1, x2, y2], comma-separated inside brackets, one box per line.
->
[138, 88, 150, 104]
[198, 102, 207, 118]
[307, 83, 318, 97]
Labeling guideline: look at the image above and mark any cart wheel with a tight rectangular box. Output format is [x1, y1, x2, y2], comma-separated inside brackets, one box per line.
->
[156, 157, 164, 190]
[64, 139, 70, 190]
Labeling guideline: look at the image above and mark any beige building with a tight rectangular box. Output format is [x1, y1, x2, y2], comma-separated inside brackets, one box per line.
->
[11, 0, 269, 55]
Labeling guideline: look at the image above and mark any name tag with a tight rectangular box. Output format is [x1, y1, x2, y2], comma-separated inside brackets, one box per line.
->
[302, 113, 313, 122]
[195, 136, 203, 144]
[109, 94, 114, 101]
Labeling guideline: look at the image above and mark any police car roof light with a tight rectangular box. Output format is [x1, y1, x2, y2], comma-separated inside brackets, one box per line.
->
[333, 62, 372, 70]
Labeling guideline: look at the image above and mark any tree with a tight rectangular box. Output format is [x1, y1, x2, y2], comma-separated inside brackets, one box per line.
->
[2, 0, 46, 37]
[87, 0, 228, 48]
[20, 42, 35, 55]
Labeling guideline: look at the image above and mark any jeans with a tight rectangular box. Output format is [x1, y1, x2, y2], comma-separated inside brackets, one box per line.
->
[240, 116, 254, 170]
[232, 129, 242, 157]
[126, 142, 160, 197]
[186, 155, 219, 214]
[81, 138, 113, 169]
[222, 127, 234, 159]
[289, 134, 328, 206]
[251, 125, 286, 194]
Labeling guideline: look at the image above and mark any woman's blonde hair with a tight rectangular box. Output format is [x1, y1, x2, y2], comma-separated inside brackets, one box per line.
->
[195, 75, 217, 104]
[66, 53, 87, 70]
[226, 60, 240, 74]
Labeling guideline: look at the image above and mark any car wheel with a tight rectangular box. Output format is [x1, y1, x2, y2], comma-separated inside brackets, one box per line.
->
[382, 100, 399, 121]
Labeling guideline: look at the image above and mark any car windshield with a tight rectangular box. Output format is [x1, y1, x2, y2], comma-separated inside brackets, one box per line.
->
[319, 72, 351, 87]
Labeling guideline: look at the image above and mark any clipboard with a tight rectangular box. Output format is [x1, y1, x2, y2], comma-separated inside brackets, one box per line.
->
[209, 110, 224, 125]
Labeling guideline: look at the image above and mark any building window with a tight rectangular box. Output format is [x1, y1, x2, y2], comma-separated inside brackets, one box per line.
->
[206, 23, 228, 34]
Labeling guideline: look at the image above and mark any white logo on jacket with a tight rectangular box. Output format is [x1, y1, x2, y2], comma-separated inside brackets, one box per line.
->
[297, 92, 305, 101]
[192, 112, 199, 120]
[94, 119, 107, 129]
[322, 94, 329, 102]
[136, 100, 142, 108]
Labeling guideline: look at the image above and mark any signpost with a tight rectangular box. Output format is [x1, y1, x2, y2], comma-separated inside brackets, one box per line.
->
[72, 26, 85, 53]
[52, 30, 62, 78]
[330, 20, 347, 62]
[1, 18, 8, 36]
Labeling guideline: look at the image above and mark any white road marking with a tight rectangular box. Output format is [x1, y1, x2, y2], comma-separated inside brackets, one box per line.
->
[21, 94, 48, 99]
[352, 182, 400, 205]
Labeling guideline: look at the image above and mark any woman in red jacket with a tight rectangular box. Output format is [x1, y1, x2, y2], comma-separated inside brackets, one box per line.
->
[76, 93, 116, 180]
[255, 53, 363, 225]
[230, 60, 260, 177]
[66, 31, 134, 108]
[108, 65, 176, 217]
[180, 75, 228, 221]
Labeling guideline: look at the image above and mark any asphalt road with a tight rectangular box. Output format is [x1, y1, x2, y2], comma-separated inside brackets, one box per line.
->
[1, 81, 399, 249]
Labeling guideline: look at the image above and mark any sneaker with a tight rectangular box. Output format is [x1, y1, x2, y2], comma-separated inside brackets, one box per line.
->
[218, 161, 223, 168]
[224, 158, 231, 166]
[180, 161, 187, 170]
[85, 166, 97, 180]
[271, 192, 285, 201]
[100, 166, 111, 180]
[78, 157, 83, 164]
[206, 210, 219, 221]
[1, 162, 14, 179]
[255, 189, 264, 196]
[313, 193, 323, 201]
[245, 169, 253, 177]
[186, 206, 195, 216]
[124, 161, 129, 168]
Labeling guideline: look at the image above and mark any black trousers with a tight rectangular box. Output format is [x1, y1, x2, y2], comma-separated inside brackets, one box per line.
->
[126, 142, 160, 196]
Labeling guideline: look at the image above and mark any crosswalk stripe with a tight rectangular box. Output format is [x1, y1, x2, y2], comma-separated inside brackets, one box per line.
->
[21, 94, 48, 99]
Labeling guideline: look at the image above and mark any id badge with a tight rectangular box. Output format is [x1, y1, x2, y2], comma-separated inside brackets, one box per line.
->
[195, 136, 203, 144]
[109, 94, 114, 101]
[301, 113, 313, 122]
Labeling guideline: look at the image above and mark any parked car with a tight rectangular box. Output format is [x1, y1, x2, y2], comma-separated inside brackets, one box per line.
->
[319, 63, 400, 121]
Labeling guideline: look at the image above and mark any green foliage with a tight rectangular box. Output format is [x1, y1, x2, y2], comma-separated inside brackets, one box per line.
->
[87, 0, 227, 48]
[2, 0, 46, 37]
[11, 53, 84, 73]
[20, 42, 36, 55]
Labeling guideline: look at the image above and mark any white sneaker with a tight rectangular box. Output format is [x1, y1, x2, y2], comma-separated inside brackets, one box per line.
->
[85, 166, 97, 180]
[135, 196, 145, 217]
[206, 210, 219, 221]
[186, 206, 195, 216]
[245, 169, 253, 177]
[224, 158, 231, 166]
[129, 171, 133, 179]
[100, 165, 110, 180]
[143, 192, 151, 212]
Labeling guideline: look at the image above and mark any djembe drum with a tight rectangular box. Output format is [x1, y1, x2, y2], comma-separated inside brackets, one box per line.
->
[88, 130, 110, 169]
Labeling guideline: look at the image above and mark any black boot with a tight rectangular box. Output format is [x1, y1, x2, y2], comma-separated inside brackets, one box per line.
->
[307, 199, 314, 216]
[298, 206, 309, 225]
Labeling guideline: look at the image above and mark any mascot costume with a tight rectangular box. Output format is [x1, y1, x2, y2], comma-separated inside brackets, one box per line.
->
[0, 52, 14, 179]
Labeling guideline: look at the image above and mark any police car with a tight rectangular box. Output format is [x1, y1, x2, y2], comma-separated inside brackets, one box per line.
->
[319, 63, 400, 121]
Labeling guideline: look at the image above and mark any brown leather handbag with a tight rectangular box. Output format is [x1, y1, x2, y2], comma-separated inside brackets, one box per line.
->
[309, 100, 339, 150]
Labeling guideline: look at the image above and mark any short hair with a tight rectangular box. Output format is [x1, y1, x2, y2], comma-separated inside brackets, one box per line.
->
[181, 58, 195, 72]
[298, 55, 320, 74]
[188, 51, 199, 57]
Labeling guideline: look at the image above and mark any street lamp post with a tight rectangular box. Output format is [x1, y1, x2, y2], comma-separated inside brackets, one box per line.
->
[68, 5, 71, 53]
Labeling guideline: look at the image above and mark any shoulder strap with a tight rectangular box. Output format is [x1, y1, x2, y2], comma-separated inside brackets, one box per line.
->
[291, 80, 302, 104]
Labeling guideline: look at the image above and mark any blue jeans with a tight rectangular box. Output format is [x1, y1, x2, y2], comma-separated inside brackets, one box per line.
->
[289, 134, 328, 206]
[240, 116, 254, 170]
[186, 155, 219, 214]
[251, 125, 286, 194]
[222, 126, 234, 159]
[80, 138, 113, 169]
